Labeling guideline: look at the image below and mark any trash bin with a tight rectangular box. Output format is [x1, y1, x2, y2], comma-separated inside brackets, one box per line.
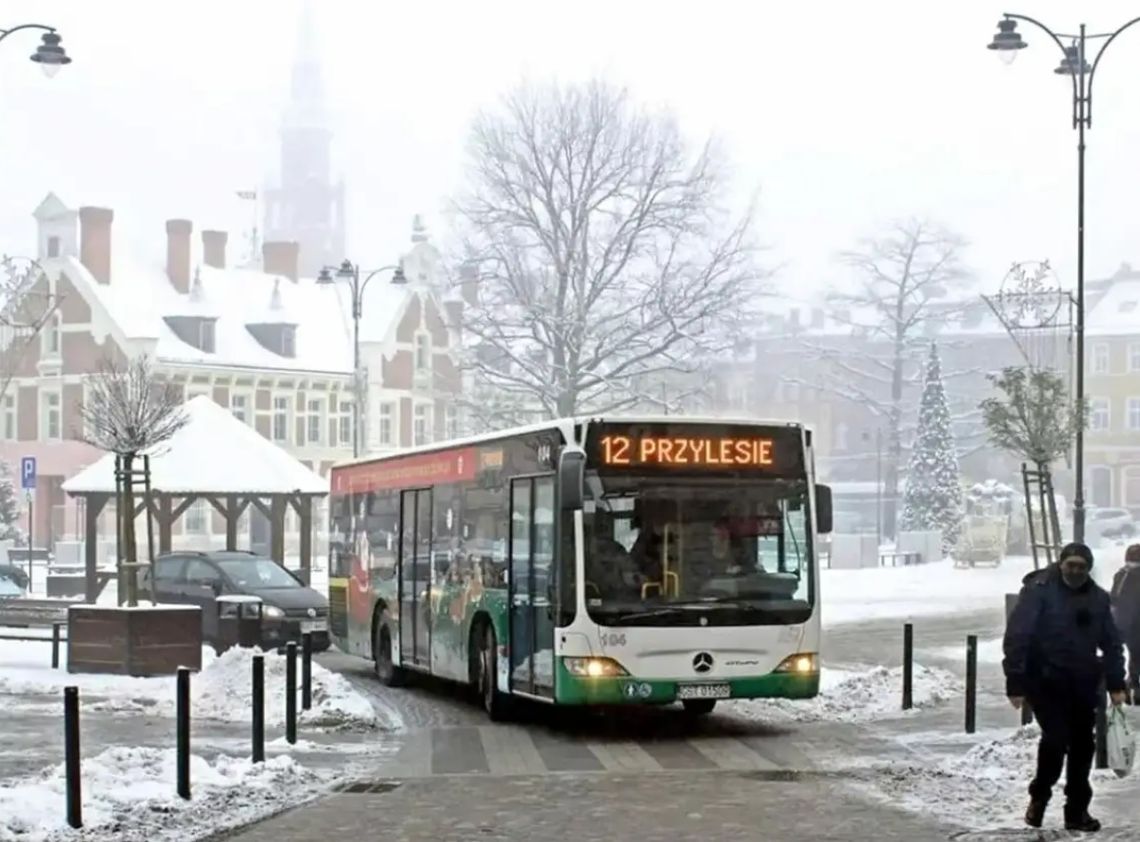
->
[215, 595, 264, 652]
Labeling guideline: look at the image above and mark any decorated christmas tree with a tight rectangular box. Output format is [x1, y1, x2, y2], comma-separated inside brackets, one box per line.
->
[900, 343, 963, 551]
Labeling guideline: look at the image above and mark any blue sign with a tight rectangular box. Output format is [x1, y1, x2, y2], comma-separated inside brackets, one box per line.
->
[20, 456, 36, 491]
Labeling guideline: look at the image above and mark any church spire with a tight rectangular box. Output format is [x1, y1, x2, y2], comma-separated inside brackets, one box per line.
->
[285, 0, 326, 131]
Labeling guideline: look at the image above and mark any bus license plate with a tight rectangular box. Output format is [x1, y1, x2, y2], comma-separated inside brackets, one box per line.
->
[300, 620, 327, 633]
[677, 683, 731, 700]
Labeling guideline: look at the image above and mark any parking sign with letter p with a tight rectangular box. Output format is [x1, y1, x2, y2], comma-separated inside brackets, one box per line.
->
[20, 456, 36, 491]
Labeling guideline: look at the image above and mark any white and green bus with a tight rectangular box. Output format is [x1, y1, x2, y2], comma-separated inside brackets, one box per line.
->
[327, 416, 831, 719]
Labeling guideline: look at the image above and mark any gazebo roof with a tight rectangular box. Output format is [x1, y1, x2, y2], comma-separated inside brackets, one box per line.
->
[62, 396, 328, 497]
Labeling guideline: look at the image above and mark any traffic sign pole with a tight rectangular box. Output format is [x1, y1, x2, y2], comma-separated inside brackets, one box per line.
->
[21, 457, 36, 586]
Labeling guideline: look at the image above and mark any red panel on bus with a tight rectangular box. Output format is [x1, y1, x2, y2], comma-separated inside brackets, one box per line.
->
[332, 447, 479, 493]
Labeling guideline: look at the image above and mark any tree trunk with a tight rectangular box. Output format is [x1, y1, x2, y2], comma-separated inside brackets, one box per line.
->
[121, 451, 139, 607]
[884, 341, 906, 541]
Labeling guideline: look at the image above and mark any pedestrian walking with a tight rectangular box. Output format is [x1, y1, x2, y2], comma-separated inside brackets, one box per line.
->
[1110, 543, 1140, 703]
[1003, 542, 1127, 832]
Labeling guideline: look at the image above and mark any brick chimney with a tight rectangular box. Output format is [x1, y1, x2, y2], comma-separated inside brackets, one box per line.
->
[166, 219, 192, 294]
[262, 241, 299, 282]
[202, 230, 227, 269]
[79, 206, 113, 284]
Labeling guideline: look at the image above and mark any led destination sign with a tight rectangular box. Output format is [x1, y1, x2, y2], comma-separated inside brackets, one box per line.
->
[600, 434, 773, 467]
[589, 423, 805, 477]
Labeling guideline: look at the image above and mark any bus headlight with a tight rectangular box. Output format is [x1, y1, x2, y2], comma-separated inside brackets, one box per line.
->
[562, 657, 629, 678]
[774, 653, 817, 674]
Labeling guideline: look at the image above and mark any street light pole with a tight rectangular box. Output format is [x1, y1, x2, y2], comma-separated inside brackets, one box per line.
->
[0, 23, 72, 74]
[987, 13, 1140, 543]
[318, 260, 407, 458]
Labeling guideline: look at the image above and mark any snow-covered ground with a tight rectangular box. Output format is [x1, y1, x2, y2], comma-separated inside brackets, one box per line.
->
[726, 662, 961, 724]
[0, 747, 329, 842]
[821, 547, 1128, 627]
[0, 642, 382, 731]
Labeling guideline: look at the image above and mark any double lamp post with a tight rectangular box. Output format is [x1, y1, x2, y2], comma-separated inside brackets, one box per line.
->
[317, 260, 406, 458]
[987, 13, 1140, 544]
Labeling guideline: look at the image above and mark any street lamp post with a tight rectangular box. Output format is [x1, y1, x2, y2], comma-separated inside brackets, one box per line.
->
[987, 13, 1140, 544]
[317, 259, 407, 458]
[0, 23, 72, 75]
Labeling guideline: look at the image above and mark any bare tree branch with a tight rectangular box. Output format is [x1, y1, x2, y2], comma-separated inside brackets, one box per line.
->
[78, 355, 188, 454]
[0, 255, 60, 403]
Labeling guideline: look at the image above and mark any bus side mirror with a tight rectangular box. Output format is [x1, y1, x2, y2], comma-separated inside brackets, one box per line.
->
[815, 484, 833, 535]
[558, 449, 585, 511]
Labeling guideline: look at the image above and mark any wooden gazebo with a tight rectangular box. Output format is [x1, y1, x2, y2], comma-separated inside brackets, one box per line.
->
[61, 396, 328, 603]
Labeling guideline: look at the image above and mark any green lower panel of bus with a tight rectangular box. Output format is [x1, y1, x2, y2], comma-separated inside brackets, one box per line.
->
[554, 660, 820, 705]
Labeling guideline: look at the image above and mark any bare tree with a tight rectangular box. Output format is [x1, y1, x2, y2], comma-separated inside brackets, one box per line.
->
[452, 79, 766, 421]
[79, 356, 188, 607]
[801, 219, 971, 538]
[1, 255, 59, 402]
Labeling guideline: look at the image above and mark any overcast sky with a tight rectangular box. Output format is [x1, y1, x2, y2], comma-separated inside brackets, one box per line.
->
[4, 0, 1140, 303]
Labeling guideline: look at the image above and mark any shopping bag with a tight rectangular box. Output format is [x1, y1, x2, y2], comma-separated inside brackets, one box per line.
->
[1106, 704, 1135, 779]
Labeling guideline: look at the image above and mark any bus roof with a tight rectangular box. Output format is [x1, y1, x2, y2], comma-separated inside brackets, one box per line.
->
[330, 414, 809, 471]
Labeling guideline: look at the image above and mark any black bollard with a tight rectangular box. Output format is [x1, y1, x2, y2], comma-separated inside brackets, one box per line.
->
[176, 667, 191, 799]
[64, 686, 82, 829]
[301, 632, 312, 711]
[965, 635, 978, 734]
[252, 654, 265, 763]
[1095, 673, 1108, 770]
[52, 622, 61, 670]
[285, 641, 297, 745]
[902, 623, 914, 711]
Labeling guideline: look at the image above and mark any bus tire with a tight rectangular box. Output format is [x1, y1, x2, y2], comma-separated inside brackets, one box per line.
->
[374, 614, 406, 687]
[681, 699, 717, 716]
[477, 624, 510, 721]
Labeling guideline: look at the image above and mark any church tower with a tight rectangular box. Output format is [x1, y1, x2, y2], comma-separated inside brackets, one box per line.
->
[263, 1, 345, 278]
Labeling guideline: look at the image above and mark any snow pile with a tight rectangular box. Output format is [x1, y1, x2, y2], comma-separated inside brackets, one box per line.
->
[0, 746, 326, 842]
[0, 643, 382, 731]
[727, 663, 961, 724]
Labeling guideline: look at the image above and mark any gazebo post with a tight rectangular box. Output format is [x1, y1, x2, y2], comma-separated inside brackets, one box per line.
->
[270, 496, 286, 565]
[158, 494, 173, 554]
[297, 495, 313, 585]
[84, 494, 109, 604]
[225, 496, 239, 551]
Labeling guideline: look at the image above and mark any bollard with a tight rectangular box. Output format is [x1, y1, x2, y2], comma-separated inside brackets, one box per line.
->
[52, 622, 61, 670]
[252, 654, 265, 763]
[301, 632, 313, 711]
[965, 635, 978, 734]
[902, 623, 914, 711]
[285, 641, 297, 745]
[64, 686, 82, 829]
[176, 667, 191, 799]
[1095, 674, 1108, 769]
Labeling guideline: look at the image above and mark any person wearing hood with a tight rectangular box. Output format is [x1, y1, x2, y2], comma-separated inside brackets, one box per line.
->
[1003, 542, 1127, 832]
[1110, 543, 1140, 702]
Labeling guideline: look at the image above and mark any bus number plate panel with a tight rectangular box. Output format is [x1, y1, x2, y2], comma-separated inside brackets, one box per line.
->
[677, 683, 731, 700]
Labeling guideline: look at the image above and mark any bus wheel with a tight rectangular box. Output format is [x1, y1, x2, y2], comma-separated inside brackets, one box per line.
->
[682, 699, 717, 716]
[374, 616, 406, 687]
[478, 625, 510, 721]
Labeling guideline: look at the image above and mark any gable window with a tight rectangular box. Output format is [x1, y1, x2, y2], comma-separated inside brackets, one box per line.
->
[2, 395, 15, 441]
[414, 333, 432, 372]
[164, 316, 217, 354]
[1128, 397, 1140, 431]
[230, 394, 249, 424]
[1090, 397, 1110, 432]
[413, 404, 431, 446]
[1130, 343, 1140, 373]
[41, 391, 61, 440]
[246, 323, 297, 359]
[1092, 343, 1110, 375]
[47, 236, 61, 258]
[377, 402, 394, 446]
[41, 314, 61, 357]
[306, 398, 324, 446]
[272, 396, 291, 443]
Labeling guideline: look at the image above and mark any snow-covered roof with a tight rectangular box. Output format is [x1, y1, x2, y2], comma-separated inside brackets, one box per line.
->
[62, 396, 328, 496]
[1087, 279, 1140, 337]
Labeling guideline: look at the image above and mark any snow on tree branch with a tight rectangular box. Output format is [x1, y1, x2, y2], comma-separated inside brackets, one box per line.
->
[452, 78, 768, 418]
[79, 356, 188, 455]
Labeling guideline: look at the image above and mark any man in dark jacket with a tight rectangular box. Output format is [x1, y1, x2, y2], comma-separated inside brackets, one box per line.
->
[1110, 543, 1140, 702]
[1003, 542, 1127, 832]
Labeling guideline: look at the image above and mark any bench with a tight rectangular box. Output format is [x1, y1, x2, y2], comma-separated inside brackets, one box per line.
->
[0, 599, 71, 668]
[880, 551, 922, 567]
[45, 569, 115, 599]
[6, 548, 53, 564]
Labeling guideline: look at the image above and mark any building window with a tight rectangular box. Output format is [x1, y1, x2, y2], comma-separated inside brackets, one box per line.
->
[378, 402, 394, 446]
[1128, 397, 1140, 431]
[41, 391, 61, 440]
[1090, 398, 1110, 432]
[337, 399, 353, 448]
[185, 500, 207, 534]
[445, 404, 459, 439]
[306, 398, 323, 446]
[272, 396, 290, 443]
[41, 314, 61, 357]
[1092, 343, 1110, 374]
[413, 404, 431, 446]
[1090, 465, 1113, 508]
[47, 236, 61, 258]
[198, 320, 216, 354]
[2, 395, 15, 441]
[1130, 343, 1140, 373]
[414, 333, 432, 372]
[1125, 466, 1140, 507]
[230, 393, 249, 424]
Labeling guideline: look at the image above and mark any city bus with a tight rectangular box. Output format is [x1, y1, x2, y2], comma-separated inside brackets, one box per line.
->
[327, 416, 831, 719]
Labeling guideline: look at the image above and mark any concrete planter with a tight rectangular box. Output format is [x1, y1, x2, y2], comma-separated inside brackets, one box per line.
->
[67, 604, 202, 676]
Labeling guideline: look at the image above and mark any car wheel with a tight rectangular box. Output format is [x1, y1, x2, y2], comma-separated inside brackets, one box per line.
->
[682, 699, 717, 716]
[477, 624, 510, 721]
[374, 613, 406, 687]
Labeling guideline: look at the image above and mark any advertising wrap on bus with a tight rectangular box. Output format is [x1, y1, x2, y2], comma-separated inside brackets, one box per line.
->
[326, 416, 827, 720]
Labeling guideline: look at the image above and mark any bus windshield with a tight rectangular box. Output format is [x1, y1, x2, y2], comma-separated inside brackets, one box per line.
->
[581, 474, 813, 627]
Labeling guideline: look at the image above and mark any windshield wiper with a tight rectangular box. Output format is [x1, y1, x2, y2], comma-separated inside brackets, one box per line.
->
[605, 607, 695, 623]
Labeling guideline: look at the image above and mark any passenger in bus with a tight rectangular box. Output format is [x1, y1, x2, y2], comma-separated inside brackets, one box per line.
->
[712, 517, 755, 576]
[629, 509, 668, 582]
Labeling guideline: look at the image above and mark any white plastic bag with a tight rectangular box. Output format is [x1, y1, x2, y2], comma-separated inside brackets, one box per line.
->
[1107, 704, 1135, 779]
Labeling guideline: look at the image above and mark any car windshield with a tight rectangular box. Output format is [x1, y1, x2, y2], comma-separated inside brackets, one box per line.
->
[581, 475, 813, 627]
[215, 558, 301, 589]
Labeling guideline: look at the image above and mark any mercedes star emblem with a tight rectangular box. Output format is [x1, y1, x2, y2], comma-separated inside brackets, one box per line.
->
[692, 652, 713, 673]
